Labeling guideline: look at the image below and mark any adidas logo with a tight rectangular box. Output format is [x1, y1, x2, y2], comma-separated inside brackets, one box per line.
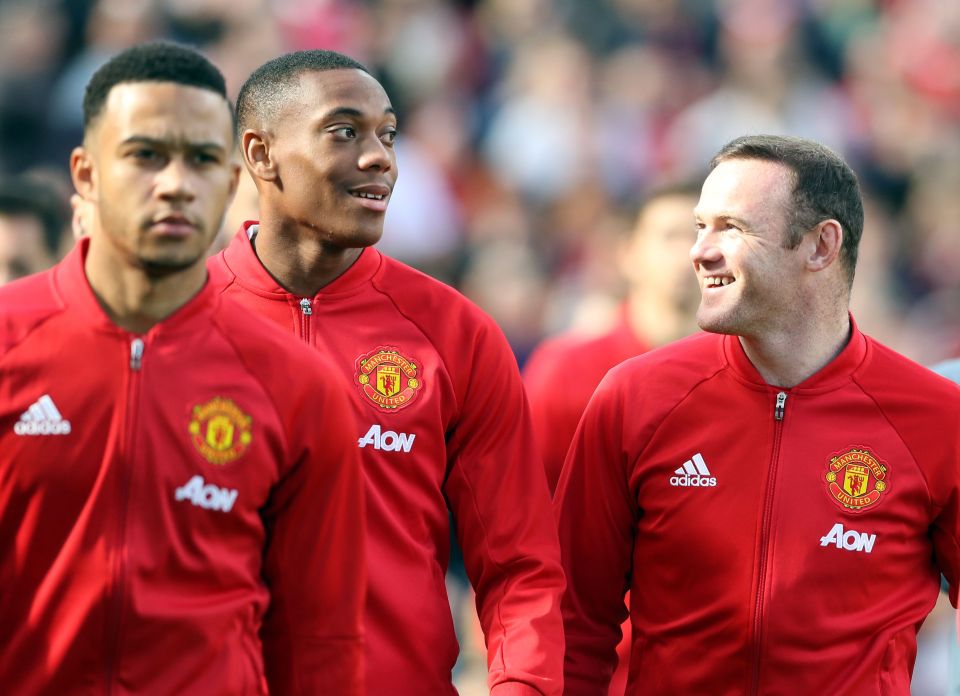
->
[670, 452, 716, 487]
[14, 394, 72, 436]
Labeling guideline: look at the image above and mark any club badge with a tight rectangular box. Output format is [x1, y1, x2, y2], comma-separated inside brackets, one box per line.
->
[355, 347, 423, 411]
[824, 447, 889, 513]
[188, 397, 253, 464]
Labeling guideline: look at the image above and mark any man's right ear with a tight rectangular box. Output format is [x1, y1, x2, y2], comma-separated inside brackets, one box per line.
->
[242, 130, 278, 183]
[70, 146, 96, 201]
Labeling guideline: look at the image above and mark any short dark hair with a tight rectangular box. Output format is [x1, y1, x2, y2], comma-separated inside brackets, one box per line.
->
[0, 178, 67, 254]
[710, 135, 864, 287]
[83, 42, 228, 133]
[236, 50, 370, 137]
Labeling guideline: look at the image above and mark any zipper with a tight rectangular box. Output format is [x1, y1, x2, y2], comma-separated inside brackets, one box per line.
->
[749, 391, 787, 695]
[298, 298, 312, 345]
[104, 337, 145, 692]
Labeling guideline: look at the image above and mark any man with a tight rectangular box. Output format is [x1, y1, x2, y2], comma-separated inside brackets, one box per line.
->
[0, 43, 365, 694]
[524, 183, 699, 696]
[0, 177, 64, 284]
[523, 183, 701, 494]
[209, 50, 565, 695]
[555, 135, 960, 694]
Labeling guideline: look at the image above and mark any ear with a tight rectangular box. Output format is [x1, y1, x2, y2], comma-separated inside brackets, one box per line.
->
[70, 146, 96, 202]
[805, 219, 843, 273]
[242, 129, 278, 183]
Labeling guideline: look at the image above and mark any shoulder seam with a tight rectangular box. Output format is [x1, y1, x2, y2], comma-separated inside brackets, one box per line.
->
[850, 373, 936, 511]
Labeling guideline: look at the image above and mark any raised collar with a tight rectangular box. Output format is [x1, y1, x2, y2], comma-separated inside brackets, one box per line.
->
[220, 221, 381, 299]
[723, 314, 868, 393]
[55, 236, 218, 336]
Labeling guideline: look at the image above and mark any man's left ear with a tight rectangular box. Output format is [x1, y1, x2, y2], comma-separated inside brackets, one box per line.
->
[806, 219, 843, 273]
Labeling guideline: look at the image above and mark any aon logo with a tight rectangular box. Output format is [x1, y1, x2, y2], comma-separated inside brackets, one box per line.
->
[820, 523, 876, 553]
[175, 475, 238, 513]
[358, 424, 416, 452]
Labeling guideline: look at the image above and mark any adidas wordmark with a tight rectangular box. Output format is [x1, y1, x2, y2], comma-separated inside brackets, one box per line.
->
[14, 394, 71, 436]
[670, 452, 717, 487]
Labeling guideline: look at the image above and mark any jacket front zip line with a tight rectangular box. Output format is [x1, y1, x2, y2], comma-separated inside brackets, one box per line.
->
[105, 337, 145, 692]
[749, 390, 787, 694]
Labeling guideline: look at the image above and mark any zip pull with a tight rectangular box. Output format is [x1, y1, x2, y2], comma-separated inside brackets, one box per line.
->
[774, 391, 787, 421]
[299, 298, 313, 316]
[130, 338, 144, 371]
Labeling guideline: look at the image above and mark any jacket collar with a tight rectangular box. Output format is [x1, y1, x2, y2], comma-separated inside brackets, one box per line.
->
[55, 236, 218, 336]
[221, 221, 380, 299]
[723, 314, 868, 392]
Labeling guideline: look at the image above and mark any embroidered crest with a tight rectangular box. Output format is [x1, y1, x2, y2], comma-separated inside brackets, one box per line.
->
[355, 347, 423, 411]
[188, 397, 253, 465]
[824, 447, 889, 513]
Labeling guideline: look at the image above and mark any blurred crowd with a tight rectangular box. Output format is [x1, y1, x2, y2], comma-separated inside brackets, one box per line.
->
[0, 0, 958, 691]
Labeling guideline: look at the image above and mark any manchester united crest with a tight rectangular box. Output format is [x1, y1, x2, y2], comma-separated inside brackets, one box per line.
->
[824, 447, 889, 513]
[188, 397, 253, 465]
[355, 347, 423, 411]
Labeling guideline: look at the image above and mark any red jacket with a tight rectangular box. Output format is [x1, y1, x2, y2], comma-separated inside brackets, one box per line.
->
[555, 322, 960, 695]
[0, 239, 365, 695]
[523, 311, 648, 494]
[209, 224, 565, 696]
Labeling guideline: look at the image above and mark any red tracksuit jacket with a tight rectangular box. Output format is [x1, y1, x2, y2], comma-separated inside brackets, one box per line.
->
[555, 322, 960, 695]
[523, 311, 649, 495]
[0, 239, 365, 695]
[208, 224, 565, 696]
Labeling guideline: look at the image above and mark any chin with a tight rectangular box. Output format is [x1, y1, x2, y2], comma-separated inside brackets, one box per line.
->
[696, 308, 742, 336]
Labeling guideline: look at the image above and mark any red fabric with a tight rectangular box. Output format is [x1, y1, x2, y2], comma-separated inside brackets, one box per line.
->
[0, 238, 365, 694]
[522, 313, 649, 496]
[522, 314, 648, 695]
[555, 322, 960, 695]
[209, 223, 566, 696]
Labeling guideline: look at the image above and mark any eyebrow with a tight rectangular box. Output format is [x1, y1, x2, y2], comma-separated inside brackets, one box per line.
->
[319, 106, 397, 121]
[118, 135, 227, 153]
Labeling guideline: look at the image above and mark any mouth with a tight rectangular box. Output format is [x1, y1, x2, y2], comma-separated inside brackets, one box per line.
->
[349, 185, 391, 213]
[149, 214, 197, 237]
[704, 275, 734, 289]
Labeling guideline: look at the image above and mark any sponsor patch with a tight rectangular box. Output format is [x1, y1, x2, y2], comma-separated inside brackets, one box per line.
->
[824, 447, 889, 513]
[355, 347, 423, 411]
[188, 397, 253, 465]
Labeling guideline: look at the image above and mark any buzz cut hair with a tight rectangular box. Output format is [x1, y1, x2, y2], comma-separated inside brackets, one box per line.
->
[83, 41, 229, 133]
[236, 50, 370, 138]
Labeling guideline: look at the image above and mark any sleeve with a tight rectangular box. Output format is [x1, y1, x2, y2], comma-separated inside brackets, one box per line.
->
[259, 370, 366, 696]
[443, 318, 566, 696]
[931, 414, 960, 608]
[522, 343, 581, 496]
[553, 371, 637, 695]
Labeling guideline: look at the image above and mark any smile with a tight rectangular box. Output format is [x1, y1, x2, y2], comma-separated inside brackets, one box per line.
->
[352, 192, 385, 200]
[705, 276, 734, 287]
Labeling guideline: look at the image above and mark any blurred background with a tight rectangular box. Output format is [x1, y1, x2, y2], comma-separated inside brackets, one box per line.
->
[0, 0, 957, 692]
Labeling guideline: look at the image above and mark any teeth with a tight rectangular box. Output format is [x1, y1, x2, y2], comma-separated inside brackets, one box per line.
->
[706, 277, 733, 287]
[354, 192, 384, 200]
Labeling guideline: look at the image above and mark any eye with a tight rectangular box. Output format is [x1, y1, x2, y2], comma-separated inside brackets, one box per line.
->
[191, 151, 221, 165]
[331, 126, 357, 139]
[380, 128, 398, 145]
[131, 148, 160, 162]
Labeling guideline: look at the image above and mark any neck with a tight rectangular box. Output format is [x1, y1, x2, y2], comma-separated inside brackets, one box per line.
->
[739, 308, 851, 388]
[84, 242, 207, 334]
[253, 217, 363, 297]
[626, 288, 698, 347]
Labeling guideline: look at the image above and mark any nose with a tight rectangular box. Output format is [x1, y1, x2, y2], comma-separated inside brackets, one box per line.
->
[690, 227, 722, 269]
[357, 134, 394, 173]
[155, 157, 195, 203]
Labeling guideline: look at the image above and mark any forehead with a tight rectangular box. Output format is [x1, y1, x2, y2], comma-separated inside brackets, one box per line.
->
[696, 158, 793, 222]
[283, 69, 392, 121]
[94, 81, 233, 146]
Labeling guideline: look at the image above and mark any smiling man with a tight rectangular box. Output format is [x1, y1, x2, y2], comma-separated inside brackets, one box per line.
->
[208, 50, 565, 695]
[554, 135, 960, 695]
[0, 43, 365, 694]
